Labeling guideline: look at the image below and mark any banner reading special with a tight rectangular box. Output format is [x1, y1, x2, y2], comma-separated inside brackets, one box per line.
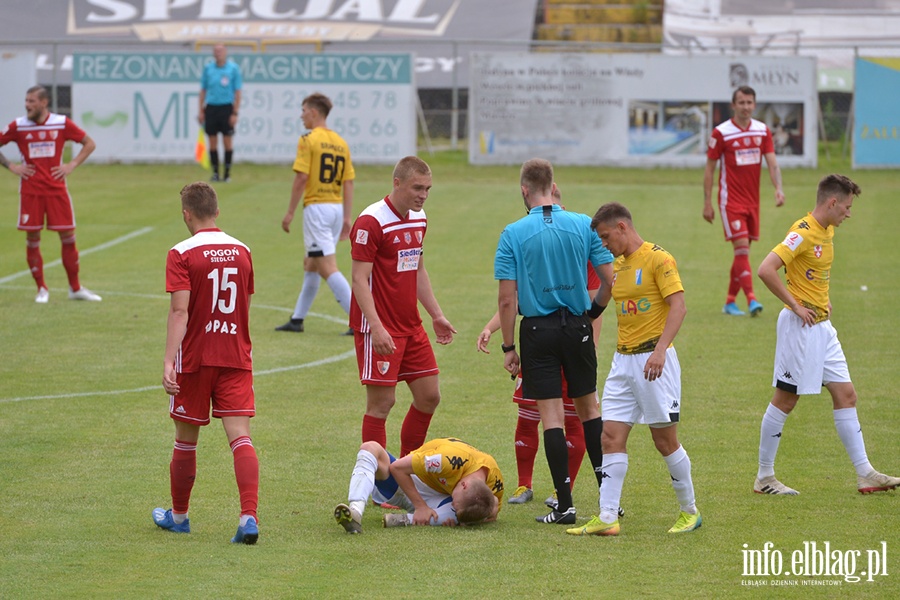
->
[469, 53, 817, 168]
[853, 56, 900, 169]
[73, 52, 416, 164]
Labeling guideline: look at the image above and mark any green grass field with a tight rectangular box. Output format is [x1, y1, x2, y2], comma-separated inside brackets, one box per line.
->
[1, 149, 898, 599]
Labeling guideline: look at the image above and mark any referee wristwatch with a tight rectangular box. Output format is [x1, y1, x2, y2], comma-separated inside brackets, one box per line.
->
[501, 343, 516, 353]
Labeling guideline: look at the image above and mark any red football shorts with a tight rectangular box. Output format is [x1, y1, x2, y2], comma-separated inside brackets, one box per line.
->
[355, 326, 439, 386]
[18, 192, 76, 231]
[720, 203, 759, 242]
[169, 366, 255, 425]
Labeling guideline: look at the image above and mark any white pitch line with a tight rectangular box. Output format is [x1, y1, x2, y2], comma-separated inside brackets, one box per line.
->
[0, 350, 356, 404]
[0, 226, 154, 285]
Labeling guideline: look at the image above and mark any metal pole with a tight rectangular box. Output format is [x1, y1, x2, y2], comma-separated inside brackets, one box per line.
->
[450, 40, 459, 150]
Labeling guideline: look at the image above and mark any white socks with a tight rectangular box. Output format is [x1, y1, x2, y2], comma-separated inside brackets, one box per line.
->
[664, 445, 696, 514]
[598, 453, 628, 523]
[326, 272, 352, 315]
[348, 449, 378, 517]
[834, 407, 873, 476]
[757, 403, 789, 479]
[292, 271, 320, 320]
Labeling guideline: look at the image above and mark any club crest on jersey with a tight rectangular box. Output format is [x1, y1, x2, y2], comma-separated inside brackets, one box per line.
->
[416, 231, 423, 243]
[376, 361, 390, 375]
[814, 245, 822, 258]
[404, 232, 411, 244]
[439, 478, 448, 486]
[50, 131, 58, 140]
[355, 230, 369, 245]
[753, 136, 762, 146]
[424, 454, 442, 473]
[39, 131, 46, 140]
[743, 137, 751, 146]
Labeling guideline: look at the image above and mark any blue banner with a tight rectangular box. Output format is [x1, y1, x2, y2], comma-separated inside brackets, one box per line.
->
[853, 57, 900, 168]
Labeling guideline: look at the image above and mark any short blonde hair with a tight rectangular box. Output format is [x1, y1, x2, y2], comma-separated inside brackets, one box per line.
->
[392, 156, 431, 182]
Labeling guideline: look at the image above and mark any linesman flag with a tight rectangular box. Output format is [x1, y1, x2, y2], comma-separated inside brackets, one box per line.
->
[194, 129, 210, 169]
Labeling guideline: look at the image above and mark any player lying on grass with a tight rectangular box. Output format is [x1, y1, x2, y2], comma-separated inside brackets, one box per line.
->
[334, 437, 504, 533]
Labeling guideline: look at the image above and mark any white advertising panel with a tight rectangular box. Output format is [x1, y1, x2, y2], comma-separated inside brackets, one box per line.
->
[0, 51, 36, 123]
[73, 52, 416, 164]
[469, 53, 817, 167]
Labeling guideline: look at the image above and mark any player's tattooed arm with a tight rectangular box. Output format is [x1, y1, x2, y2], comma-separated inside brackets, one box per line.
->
[1, 153, 35, 178]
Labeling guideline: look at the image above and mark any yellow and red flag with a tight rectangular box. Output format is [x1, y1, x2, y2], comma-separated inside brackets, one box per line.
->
[194, 129, 210, 169]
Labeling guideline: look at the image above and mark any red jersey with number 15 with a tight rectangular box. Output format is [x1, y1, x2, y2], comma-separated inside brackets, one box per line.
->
[349, 196, 426, 337]
[166, 228, 254, 373]
[0, 113, 88, 194]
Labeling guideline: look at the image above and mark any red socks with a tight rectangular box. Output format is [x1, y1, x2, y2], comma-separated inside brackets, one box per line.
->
[230, 436, 259, 521]
[728, 246, 754, 303]
[362, 414, 387, 449]
[400, 405, 433, 457]
[169, 439, 197, 514]
[26, 239, 46, 289]
[60, 234, 81, 291]
[514, 408, 540, 488]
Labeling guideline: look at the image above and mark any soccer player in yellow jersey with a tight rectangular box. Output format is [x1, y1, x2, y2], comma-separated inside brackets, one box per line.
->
[567, 202, 701, 537]
[334, 438, 503, 533]
[754, 174, 900, 495]
[278, 93, 356, 334]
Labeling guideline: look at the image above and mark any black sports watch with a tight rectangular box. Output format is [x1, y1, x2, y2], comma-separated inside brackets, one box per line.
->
[501, 343, 516, 353]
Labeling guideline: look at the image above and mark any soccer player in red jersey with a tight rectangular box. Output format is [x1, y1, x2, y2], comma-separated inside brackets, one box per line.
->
[703, 86, 784, 317]
[153, 181, 260, 544]
[349, 156, 457, 457]
[0, 85, 99, 303]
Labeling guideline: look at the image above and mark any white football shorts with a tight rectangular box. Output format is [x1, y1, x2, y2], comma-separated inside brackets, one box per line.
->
[772, 308, 850, 395]
[302, 202, 343, 256]
[373, 474, 456, 526]
[601, 347, 682, 426]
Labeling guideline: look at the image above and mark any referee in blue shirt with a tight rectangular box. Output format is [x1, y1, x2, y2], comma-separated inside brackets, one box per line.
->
[198, 44, 243, 182]
[495, 158, 613, 526]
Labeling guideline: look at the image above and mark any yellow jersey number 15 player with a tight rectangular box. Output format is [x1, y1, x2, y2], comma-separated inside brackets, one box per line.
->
[278, 93, 355, 335]
[753, 174, 900, 496]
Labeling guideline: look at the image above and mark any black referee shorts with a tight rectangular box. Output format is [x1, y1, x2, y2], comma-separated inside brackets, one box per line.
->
[519, 309, 597, 400]
[204, 103, 235, 137]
